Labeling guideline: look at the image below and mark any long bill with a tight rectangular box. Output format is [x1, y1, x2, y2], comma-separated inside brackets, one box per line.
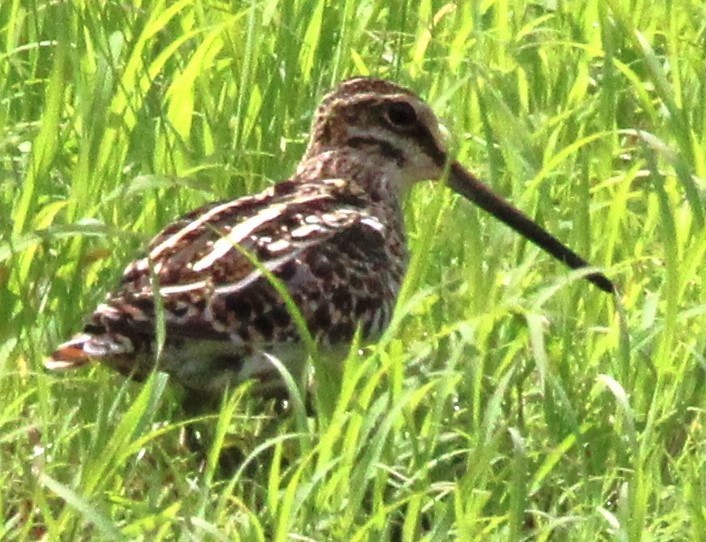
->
[447, 162, 614, 294]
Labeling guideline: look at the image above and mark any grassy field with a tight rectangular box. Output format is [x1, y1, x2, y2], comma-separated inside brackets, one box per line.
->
[2, 0, 706, 539]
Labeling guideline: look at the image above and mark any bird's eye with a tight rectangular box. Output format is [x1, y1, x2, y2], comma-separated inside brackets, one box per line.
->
[384, 101, 418, 129]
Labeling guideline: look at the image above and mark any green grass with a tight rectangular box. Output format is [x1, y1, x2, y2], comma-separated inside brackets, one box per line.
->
[2, 0, 706, 539]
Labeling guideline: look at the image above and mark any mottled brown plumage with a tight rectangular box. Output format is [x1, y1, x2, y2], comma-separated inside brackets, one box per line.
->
[47, 77, 613, 394]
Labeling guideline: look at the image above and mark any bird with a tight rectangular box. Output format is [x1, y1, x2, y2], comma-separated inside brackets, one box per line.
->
[46, 77, 614, 399]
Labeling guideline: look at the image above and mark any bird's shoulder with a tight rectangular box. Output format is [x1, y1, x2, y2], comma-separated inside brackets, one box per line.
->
[118, 177, 383, 291]
[89, 176, 391, 345]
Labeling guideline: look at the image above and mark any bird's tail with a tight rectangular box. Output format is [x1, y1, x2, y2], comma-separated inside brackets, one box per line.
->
[44, 334, 94, 371]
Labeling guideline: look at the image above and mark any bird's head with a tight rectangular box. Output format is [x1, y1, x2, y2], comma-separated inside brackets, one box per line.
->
[304, 77, 614, 293]
[305, 77, 449, 187]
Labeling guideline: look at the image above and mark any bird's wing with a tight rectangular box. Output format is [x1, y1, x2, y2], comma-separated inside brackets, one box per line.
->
[47, 178, 394, 371]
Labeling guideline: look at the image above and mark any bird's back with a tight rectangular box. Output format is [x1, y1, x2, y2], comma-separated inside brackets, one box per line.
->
[48, 174, 409, 393]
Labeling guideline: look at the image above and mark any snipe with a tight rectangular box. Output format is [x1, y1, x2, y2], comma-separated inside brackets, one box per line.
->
[47, 77, 614, 395]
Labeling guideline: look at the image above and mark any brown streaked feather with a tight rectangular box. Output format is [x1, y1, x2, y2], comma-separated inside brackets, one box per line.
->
[48, 175, 401, 389]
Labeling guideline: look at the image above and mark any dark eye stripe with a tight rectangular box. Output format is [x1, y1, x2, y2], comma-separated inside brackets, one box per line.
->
[345, 137, 406, 166]
[412, 124, 447, 167]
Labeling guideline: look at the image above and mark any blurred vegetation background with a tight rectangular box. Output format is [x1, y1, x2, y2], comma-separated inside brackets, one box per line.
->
[1, 0, 705, 540]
